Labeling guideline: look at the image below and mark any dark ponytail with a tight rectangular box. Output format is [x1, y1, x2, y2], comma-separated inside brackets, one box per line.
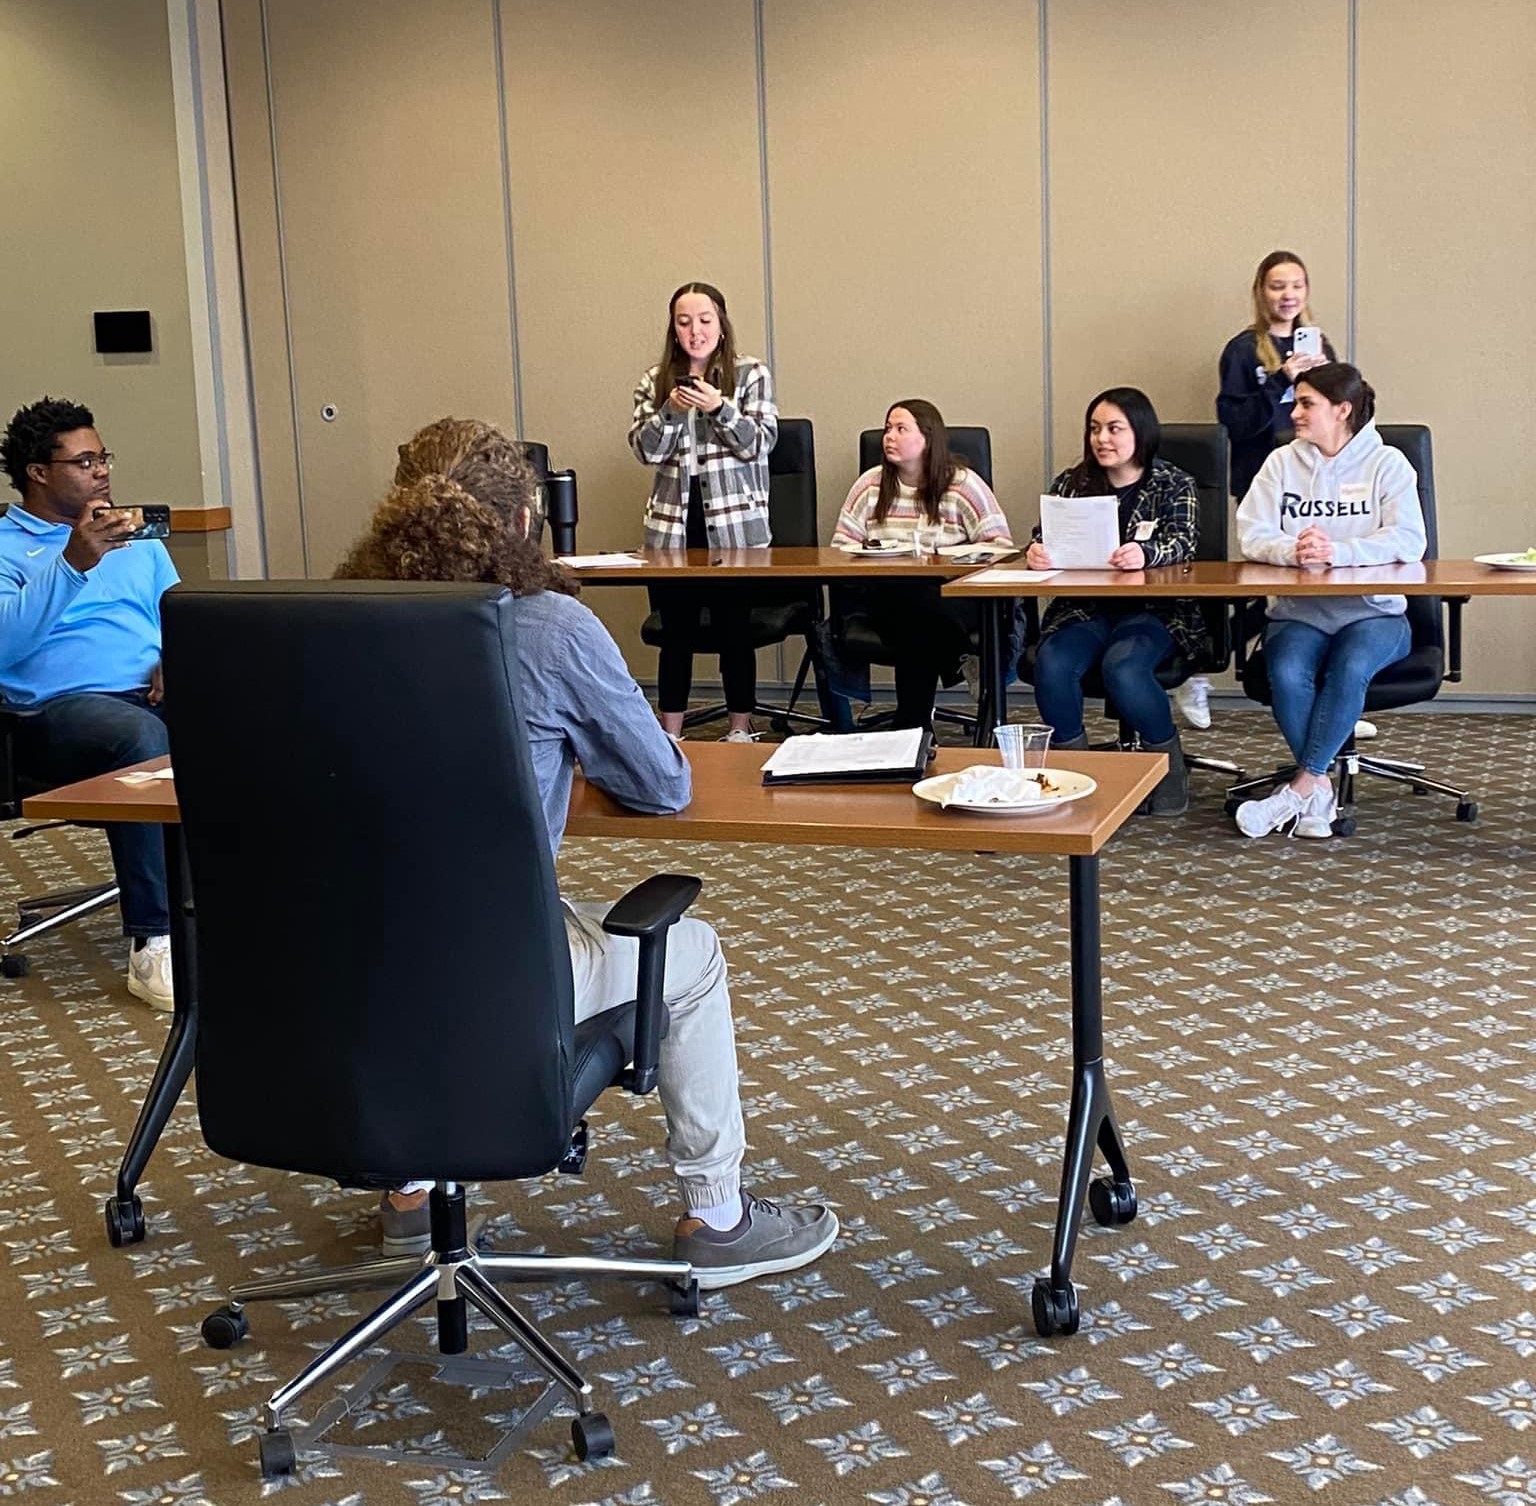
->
[1296, 362, 1375, 433]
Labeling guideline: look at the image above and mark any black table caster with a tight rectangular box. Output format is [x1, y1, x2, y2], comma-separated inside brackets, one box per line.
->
[1031, 1278, 1080, 1337]
[104, 1195, 145, 1247]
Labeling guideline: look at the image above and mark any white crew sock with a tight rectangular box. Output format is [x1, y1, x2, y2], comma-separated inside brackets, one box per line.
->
[693, 1194, 745, 1231]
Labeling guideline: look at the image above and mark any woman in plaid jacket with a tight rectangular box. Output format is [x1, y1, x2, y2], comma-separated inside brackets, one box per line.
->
[1026, 387, 1200, 816]
[629, 282, 778, 742]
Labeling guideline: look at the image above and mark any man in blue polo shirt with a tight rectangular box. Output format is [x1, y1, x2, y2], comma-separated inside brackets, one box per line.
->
[0, 397, 180, 1009]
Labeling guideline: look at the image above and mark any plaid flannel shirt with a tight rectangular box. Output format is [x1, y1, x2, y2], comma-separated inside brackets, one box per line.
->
[1035, 457, 1206, 657]
[629, 358, 778, 548]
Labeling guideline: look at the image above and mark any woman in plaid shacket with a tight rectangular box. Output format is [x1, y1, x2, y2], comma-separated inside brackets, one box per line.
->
[1026, 387, 1200, 817]
[629, 282, 778, 742]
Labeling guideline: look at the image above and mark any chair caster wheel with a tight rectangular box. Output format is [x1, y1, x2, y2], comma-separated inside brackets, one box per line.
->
[1031, 1277, 1079, 1337]
[104, 1196, 145, 1247]
[1457, 800, 1478, 823]
[668, 1278, 700, 1318]
[572, 1411, 615, 1462]
[1, 954, 28, 978]
[1331, 814, 1357, 838]
[258, 1429, 297, 1479]
[1088, 1177, 1137, 1227]
[201, 1305, 249, 1349]
[1223, 798, 1242, 818]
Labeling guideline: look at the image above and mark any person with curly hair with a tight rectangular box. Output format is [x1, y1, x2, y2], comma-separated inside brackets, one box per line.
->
[0, 396, 180, 1010]
[336, 417, 839, 1289]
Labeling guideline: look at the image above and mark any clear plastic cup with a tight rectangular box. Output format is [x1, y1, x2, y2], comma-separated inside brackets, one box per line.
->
[911, 524, 939, 558]
[994, 722, 1053, 769]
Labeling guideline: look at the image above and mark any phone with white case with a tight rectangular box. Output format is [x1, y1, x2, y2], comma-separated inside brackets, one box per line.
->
[1293, 326, 1323, 359]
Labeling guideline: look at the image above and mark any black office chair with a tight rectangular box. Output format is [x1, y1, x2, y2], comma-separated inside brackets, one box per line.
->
[165, 581, 702, 1477]
[830, 426, 998, 732]
[1224, 424, 1476, 831]
[1014, 425, 1242, 780]
[639, 417, 829, 730]
[1, 714, 122, 979]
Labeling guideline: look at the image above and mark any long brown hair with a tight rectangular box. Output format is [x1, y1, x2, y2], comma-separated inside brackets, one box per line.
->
[1250, 249, 1321, 375]
[874, 399, 960, 525]
[1295, 362, 1377, 436]
[335, 417, 576, 598]
[650, 282, 739, 407]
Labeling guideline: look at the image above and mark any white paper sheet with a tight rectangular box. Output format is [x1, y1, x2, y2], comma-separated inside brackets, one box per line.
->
[761, 728, 927, 778]
[117, 768, 175, 784]
[555, 552, 645, 569]
[951, 566, 1061, 586]
[1039, 494, 1119, 570]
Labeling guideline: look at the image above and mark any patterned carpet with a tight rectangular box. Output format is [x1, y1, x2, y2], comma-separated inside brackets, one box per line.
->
[0, 708, 1533, 1506]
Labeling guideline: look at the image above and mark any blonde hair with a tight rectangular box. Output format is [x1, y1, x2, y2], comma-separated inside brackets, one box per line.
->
[1250, 250, 1320, 374]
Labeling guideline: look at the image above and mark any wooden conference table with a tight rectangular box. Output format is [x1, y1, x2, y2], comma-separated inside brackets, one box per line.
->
[25, 742, 1165, 1338]
[945, 557, 1536, 742]
[573, 547, 1017, 745]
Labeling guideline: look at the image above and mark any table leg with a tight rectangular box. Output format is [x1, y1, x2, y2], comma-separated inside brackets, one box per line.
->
[973, 598, 1010, 747]
[105, 827, 198, 1247]
[1031, 854, 1136, 1337]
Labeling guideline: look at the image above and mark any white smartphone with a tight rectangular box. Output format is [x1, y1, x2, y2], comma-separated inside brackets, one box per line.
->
[1293, 325, 1323, 358]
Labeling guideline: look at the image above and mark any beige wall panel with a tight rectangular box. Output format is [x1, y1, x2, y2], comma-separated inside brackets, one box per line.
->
[221, 0, 304, 576]
[766, 1, 1043, 539]
[1358, 0, 1536, 696]
[1048, 0, 1349, 486]
[502, 0, 766, 662]
[0, 0, 201, 513]
[262, 0, 516, 576]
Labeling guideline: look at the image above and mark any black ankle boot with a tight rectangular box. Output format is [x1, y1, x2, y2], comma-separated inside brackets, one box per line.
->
[1142, 732, 1188, 816]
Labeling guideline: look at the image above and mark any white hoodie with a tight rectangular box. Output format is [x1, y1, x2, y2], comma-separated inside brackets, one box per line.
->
[1236, 420, 1427, 633]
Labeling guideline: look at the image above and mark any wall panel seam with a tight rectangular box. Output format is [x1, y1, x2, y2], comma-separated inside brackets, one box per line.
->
[258, 0, 310, 575]
[754, 0, 776, 376]
[490, 0, 525, 438]
[1347, 0, 1358, 362]
[1038, 0, 1052, 487]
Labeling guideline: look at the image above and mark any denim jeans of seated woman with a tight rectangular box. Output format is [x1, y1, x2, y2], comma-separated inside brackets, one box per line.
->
[1265, 614, 1411, 776]
[1032, 611, 1176, 744]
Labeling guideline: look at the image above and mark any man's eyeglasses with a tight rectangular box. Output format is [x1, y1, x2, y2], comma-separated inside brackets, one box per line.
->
[46, 451, 114, 473]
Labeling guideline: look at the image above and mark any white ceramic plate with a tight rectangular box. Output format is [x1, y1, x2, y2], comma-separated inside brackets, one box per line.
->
[912, 765, 1098, 816]
[833, 541, 907, 556]
[1474, 553, 1536, 571]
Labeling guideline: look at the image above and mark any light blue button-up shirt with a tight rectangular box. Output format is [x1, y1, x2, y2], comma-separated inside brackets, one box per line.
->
[0, 503, 180, 707]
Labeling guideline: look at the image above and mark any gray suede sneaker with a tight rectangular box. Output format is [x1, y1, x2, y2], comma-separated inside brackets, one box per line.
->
[379, 1190, 431, 1258]
[673, 1192, 839, 1290]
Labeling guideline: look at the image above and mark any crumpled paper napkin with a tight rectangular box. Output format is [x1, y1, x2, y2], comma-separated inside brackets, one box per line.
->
[940, 767, 1054, 808]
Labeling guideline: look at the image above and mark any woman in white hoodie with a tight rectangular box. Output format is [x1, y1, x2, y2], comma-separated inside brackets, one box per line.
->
[1233, 363, 1426, 839]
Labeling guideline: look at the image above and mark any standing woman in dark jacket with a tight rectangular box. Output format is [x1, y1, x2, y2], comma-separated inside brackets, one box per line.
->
[1173, 252, 1340, 734]
[1025, 388, 1201, 816]
[629, 281, 778, 742]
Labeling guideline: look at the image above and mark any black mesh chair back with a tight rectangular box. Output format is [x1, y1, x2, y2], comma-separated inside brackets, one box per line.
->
[858, 427, 993, 486]
[1159, 423, 1232, 673]
[162, 582, 577, 1185]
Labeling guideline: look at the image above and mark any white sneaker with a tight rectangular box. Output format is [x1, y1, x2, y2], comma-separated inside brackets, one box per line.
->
[127, 935, 174, 1012]
[721, 728, 759, 744]
[1173, 676, 1211, 731]
[1353, 718, 1378, 741]
[1234, 785, 1307, 838]
[1294, 786, 1337, 839]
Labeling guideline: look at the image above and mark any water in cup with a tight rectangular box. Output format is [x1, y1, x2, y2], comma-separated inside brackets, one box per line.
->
[994, 722, 1053, 769]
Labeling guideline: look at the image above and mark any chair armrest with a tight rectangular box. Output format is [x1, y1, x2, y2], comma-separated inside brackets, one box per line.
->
[1444, 597, 1467, 684]
[0, 712, 22, 822]
[603, 873, 703, 1096]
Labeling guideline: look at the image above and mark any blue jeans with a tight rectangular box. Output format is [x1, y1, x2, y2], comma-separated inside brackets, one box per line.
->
[1032, 612, 1176, 744]
[1265, 614, 1412, 775]
[14, 691, 170, 935]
